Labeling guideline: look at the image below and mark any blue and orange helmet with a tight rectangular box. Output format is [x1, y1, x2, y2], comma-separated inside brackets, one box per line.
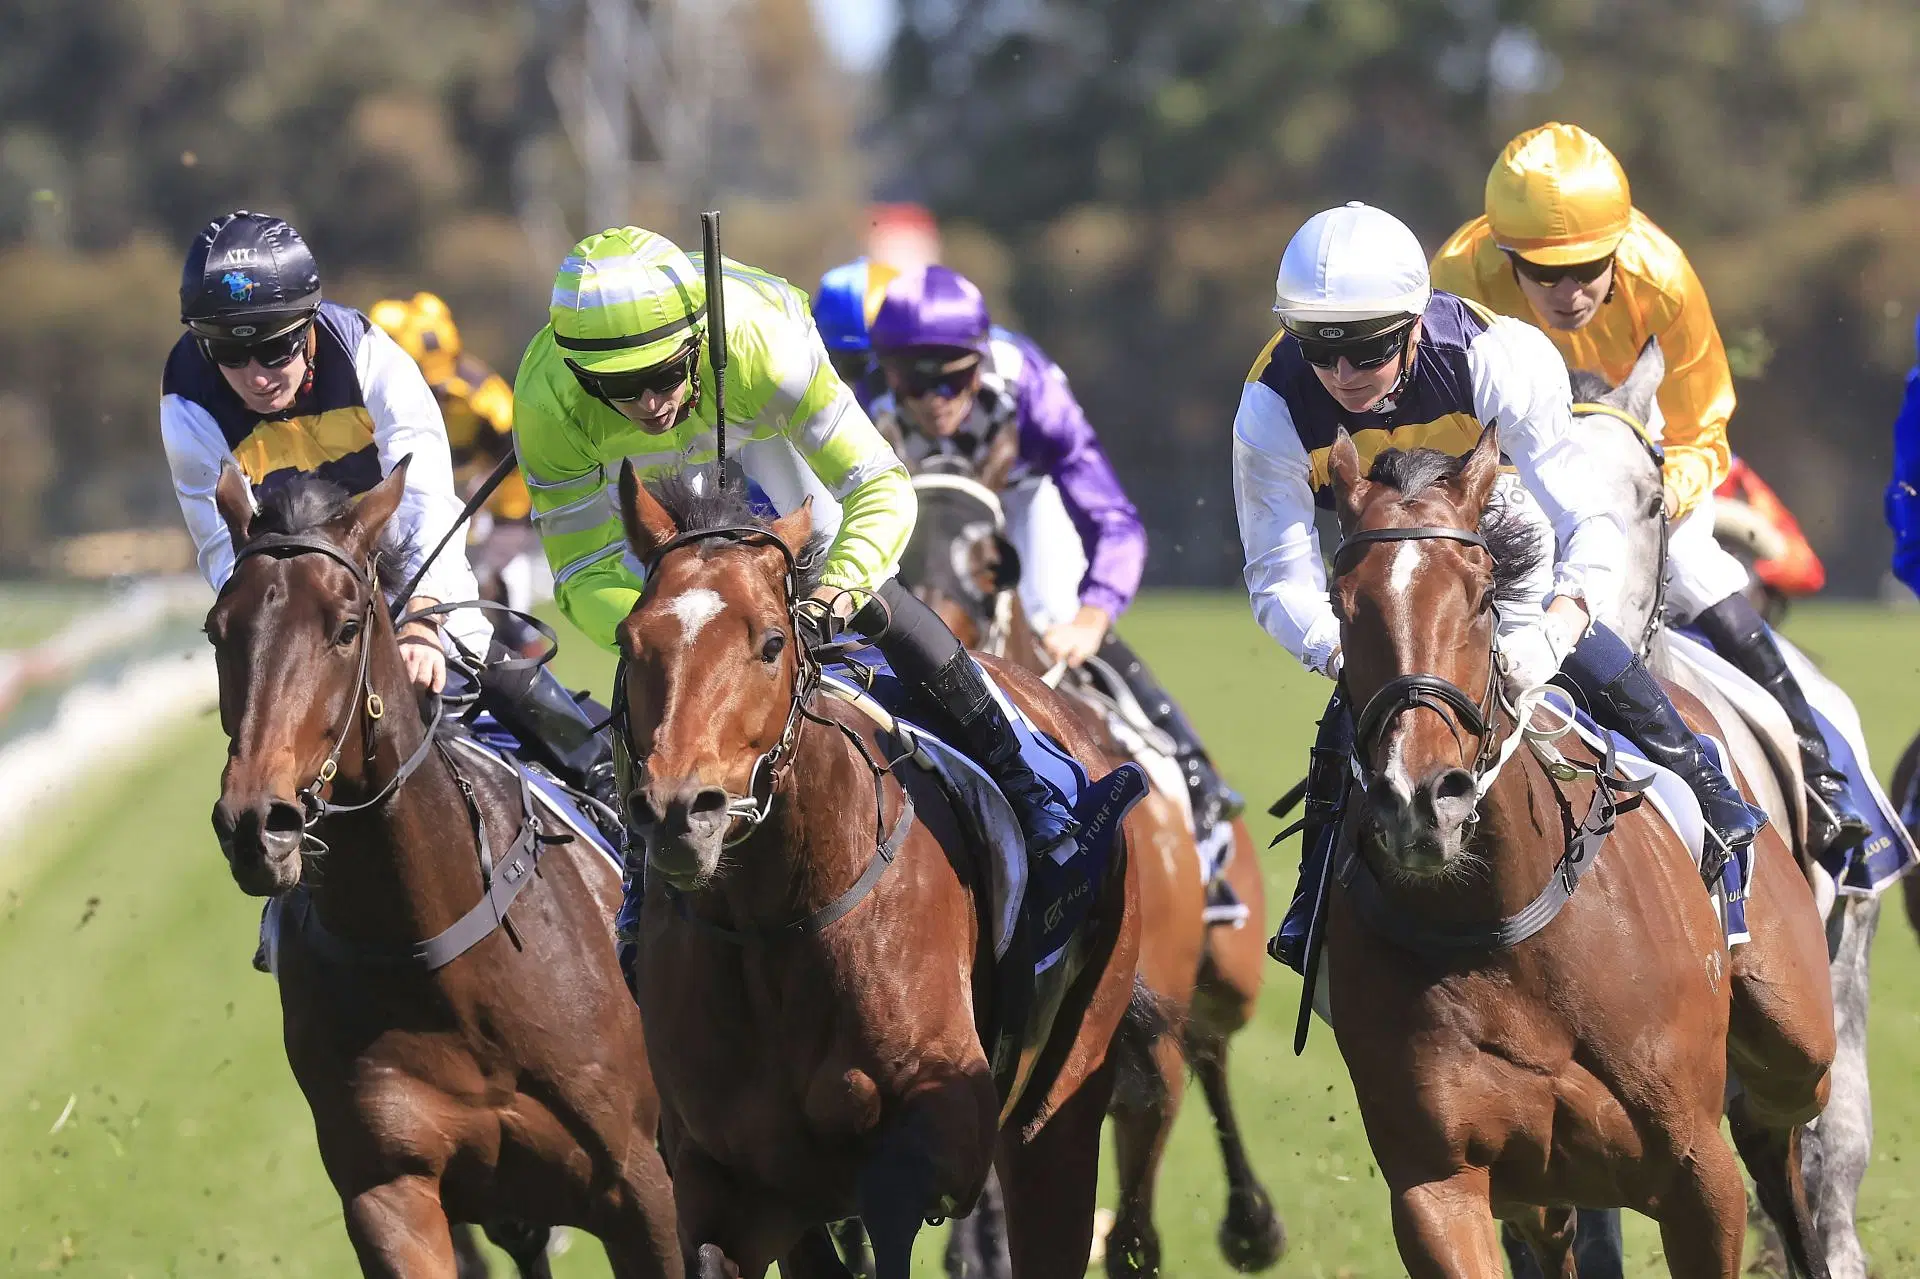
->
[812, 258, 899, 353]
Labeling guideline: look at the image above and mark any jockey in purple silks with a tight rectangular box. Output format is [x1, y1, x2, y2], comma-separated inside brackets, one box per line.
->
[868, 264, 1248, 920]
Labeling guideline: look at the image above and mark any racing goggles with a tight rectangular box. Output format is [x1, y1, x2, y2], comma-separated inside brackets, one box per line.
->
[881, 349, 981, 399]
[195, 318, 314, 369]
[1286, 317, 1415, 371]
[568, 341, 698, 403]
[1508, 252, 1614, 287]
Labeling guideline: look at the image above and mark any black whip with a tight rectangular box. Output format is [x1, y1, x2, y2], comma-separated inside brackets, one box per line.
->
[701, 210, 728, 490]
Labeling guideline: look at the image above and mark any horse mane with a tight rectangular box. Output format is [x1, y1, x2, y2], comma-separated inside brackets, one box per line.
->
[1362, 447, 1546, 607]
[248, 474, 414, 595]
[646, 469, 831, 595]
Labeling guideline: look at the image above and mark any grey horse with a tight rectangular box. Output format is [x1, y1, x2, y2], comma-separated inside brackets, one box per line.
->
[1511, 340, 1876, 1279]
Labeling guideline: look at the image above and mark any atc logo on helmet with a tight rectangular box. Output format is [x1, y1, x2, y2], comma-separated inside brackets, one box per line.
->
[223, 272, 259, 301]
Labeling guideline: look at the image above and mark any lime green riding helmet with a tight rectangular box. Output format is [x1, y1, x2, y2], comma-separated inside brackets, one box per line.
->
[549, 226, 706, 375]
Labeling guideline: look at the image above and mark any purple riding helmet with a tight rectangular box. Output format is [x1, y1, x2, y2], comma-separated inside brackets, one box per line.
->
[869, 264, 991, 354]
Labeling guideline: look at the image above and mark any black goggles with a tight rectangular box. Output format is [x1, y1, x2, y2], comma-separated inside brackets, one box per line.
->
[881, 351, 981, 399]
[568, 342, 698, 403]
[828, 349, 874, 386]
[1508, 252, 1614, 287]
[196, 320, 313, 370]
[1288, 320, 1413, 372]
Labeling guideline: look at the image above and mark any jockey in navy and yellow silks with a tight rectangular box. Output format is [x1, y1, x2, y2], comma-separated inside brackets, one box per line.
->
[1433, 123, 1872, 857]
[161, 212, 619, 816]
[1233, 202, 1762, 974]
[369, 292, 530, 522]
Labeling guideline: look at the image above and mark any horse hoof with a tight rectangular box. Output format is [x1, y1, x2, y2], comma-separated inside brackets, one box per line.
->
[1218, 1186, 1287, 1272]
[1099, 1217, 1158, 1279]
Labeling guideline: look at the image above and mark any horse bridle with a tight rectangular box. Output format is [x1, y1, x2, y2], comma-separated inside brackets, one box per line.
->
[609, 524, 817, 847]
[223, 533, 445, 834]
[1332, 525, 1503, 796]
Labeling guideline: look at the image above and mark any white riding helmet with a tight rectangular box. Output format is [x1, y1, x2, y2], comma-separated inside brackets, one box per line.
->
[1272, 201, 1433, 331]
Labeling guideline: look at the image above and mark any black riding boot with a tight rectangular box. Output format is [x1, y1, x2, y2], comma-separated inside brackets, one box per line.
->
[1098, 633, 1245, 828]
[854, 580, 1079, 861]
[475, 657, 619, 815]
[1692, 594, 1873, 858]
[1558, 625, 1761, 862]
[1268, 692, 1354, 974]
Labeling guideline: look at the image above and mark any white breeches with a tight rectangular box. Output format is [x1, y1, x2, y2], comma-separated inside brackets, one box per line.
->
[1003, 477, 1088, 632]
[1663, 493, 1752, 622]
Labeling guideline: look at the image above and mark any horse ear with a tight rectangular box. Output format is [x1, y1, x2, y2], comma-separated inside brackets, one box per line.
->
[619, 460, 678, 562]
[1327, 429, 1371, 532]
[1615, 336, 1665, 423]
[1450, 424, 1502, 519]
[345, 457, 410, 556]
[214, 463, 254, 552]
[771, 496, 815, 562]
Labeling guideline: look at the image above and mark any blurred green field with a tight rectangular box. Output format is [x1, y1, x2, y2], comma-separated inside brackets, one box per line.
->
[3, 595, 1918, 1277]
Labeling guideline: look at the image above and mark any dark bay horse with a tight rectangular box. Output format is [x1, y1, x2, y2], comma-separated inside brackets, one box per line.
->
[612, 465, 1142, 1279]
[205, 463, 678, 1278]
[1321, 426, 1833, 1277]
[899, 470, 1282, 1278]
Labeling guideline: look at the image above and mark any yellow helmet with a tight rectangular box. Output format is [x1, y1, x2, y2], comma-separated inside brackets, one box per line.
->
[1485, 123, 1632, 266]
[369, 291, 462, 382]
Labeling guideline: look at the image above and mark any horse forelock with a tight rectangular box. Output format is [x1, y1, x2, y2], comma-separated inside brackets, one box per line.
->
[243, 473, 413, 596]
[1355, 448, 1543, 607]
[644, 469, 829, 597]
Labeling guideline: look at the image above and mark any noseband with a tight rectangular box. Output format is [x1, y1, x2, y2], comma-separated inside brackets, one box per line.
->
[610, 525, 816, 847]
[1333, 525, 1502, 795]
[224, 533, 444, 836]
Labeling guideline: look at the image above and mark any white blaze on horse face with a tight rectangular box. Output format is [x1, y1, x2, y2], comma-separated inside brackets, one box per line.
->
[1387, 539, 1422, 597]
[667, 588, 727, 643]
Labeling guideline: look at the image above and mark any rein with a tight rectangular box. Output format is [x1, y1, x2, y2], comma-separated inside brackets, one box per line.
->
[1329, 521, 1652, 959]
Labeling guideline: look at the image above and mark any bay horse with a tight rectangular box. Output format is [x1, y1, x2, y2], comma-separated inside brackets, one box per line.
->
[1321, 425, 1834, 1277]
[611, 465, 1142, 1279]
[1575, 344, 1880, 1278]
[898, 469, 1282, 1279]
[205, 463, 679, 1278]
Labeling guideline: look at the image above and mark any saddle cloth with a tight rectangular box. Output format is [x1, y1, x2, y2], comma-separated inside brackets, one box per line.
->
[261, 725, 622, 976]
[1666, 627, 1917, 895]
[820, 649, 1147, 976]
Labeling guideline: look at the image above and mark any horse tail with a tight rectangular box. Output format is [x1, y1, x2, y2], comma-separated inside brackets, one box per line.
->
[1109, 976, 1182, 1111]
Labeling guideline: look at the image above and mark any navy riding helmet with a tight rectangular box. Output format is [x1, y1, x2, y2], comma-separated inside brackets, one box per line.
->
[180, 211, 321, 341]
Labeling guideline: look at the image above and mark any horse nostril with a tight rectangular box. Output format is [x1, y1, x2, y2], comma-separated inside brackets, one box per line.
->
[687, 788, 729, 820]
[1431, 770, 1476, 806]
[211, 800, 239, 841]
[265, 801, 306, 837]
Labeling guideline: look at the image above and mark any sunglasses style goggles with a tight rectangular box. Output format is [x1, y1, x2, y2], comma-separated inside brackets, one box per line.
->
[882, 352, 982, 399]
[568, 342, 699, 403]
[1287, 319, 1415, 371]
[196, 319, 314, 369]
[1508, 252, 1614, 287]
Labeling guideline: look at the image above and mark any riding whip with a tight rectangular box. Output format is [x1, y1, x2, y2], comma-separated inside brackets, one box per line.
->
[701, 210, 729, 491]
[396, 450, 520, 607]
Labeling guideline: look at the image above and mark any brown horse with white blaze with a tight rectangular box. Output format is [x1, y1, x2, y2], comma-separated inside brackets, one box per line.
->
[1320, 426, 1834, 1277]
[205, 463, 679, 1278]
[612, 465, 1142, 1279]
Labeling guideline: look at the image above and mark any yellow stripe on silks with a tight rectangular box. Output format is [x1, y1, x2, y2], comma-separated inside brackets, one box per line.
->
[1306, 413, 1486, 492]
[230, 407, 377, 484]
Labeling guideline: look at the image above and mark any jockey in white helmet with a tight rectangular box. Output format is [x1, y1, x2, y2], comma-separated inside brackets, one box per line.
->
[1233, 202, 1762, 973]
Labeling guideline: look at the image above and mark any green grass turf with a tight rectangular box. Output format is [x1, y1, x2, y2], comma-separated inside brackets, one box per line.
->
[0, 595, 1916, 1276]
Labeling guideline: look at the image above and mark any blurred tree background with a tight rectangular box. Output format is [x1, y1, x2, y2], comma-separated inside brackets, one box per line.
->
[1, 0, 1917, 591]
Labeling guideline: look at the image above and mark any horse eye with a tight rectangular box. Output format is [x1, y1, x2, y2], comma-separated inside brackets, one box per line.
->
[760, 631, 786, 663]
[336, 617, 362, 646]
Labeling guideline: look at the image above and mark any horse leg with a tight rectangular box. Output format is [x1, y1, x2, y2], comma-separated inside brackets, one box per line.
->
[1104, 1032, 1182, 1279]
[1000, 1056, 1117, 1279]
[1725, 831, 1837, 1133]
[1799, 895, 1879, 1279]
[343, 1175, 461, 1278]
[1387, 1171, 1502, 1278]
[1651, 1137, 1747, 1279]
[1498, 1206, 1576, 1279]
[452, 1225, 493, 1278]
[599, 1133, 683, 1279]
[1728, 1094, 1827, 1279]
[826, 1220, 876, 1279]
[1189, 1034, 1286, 1271]
[780, 1226, 861, 1279]
[482, 1220, 553, 1279]
[855, 1106, 945, 1279]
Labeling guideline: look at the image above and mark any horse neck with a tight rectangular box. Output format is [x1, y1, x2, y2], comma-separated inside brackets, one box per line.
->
[698, 697, 884, 930]
[1000, 591, 1049, 676]
[304, 622, 483, 946]
[1451, 719, 1569, 918]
